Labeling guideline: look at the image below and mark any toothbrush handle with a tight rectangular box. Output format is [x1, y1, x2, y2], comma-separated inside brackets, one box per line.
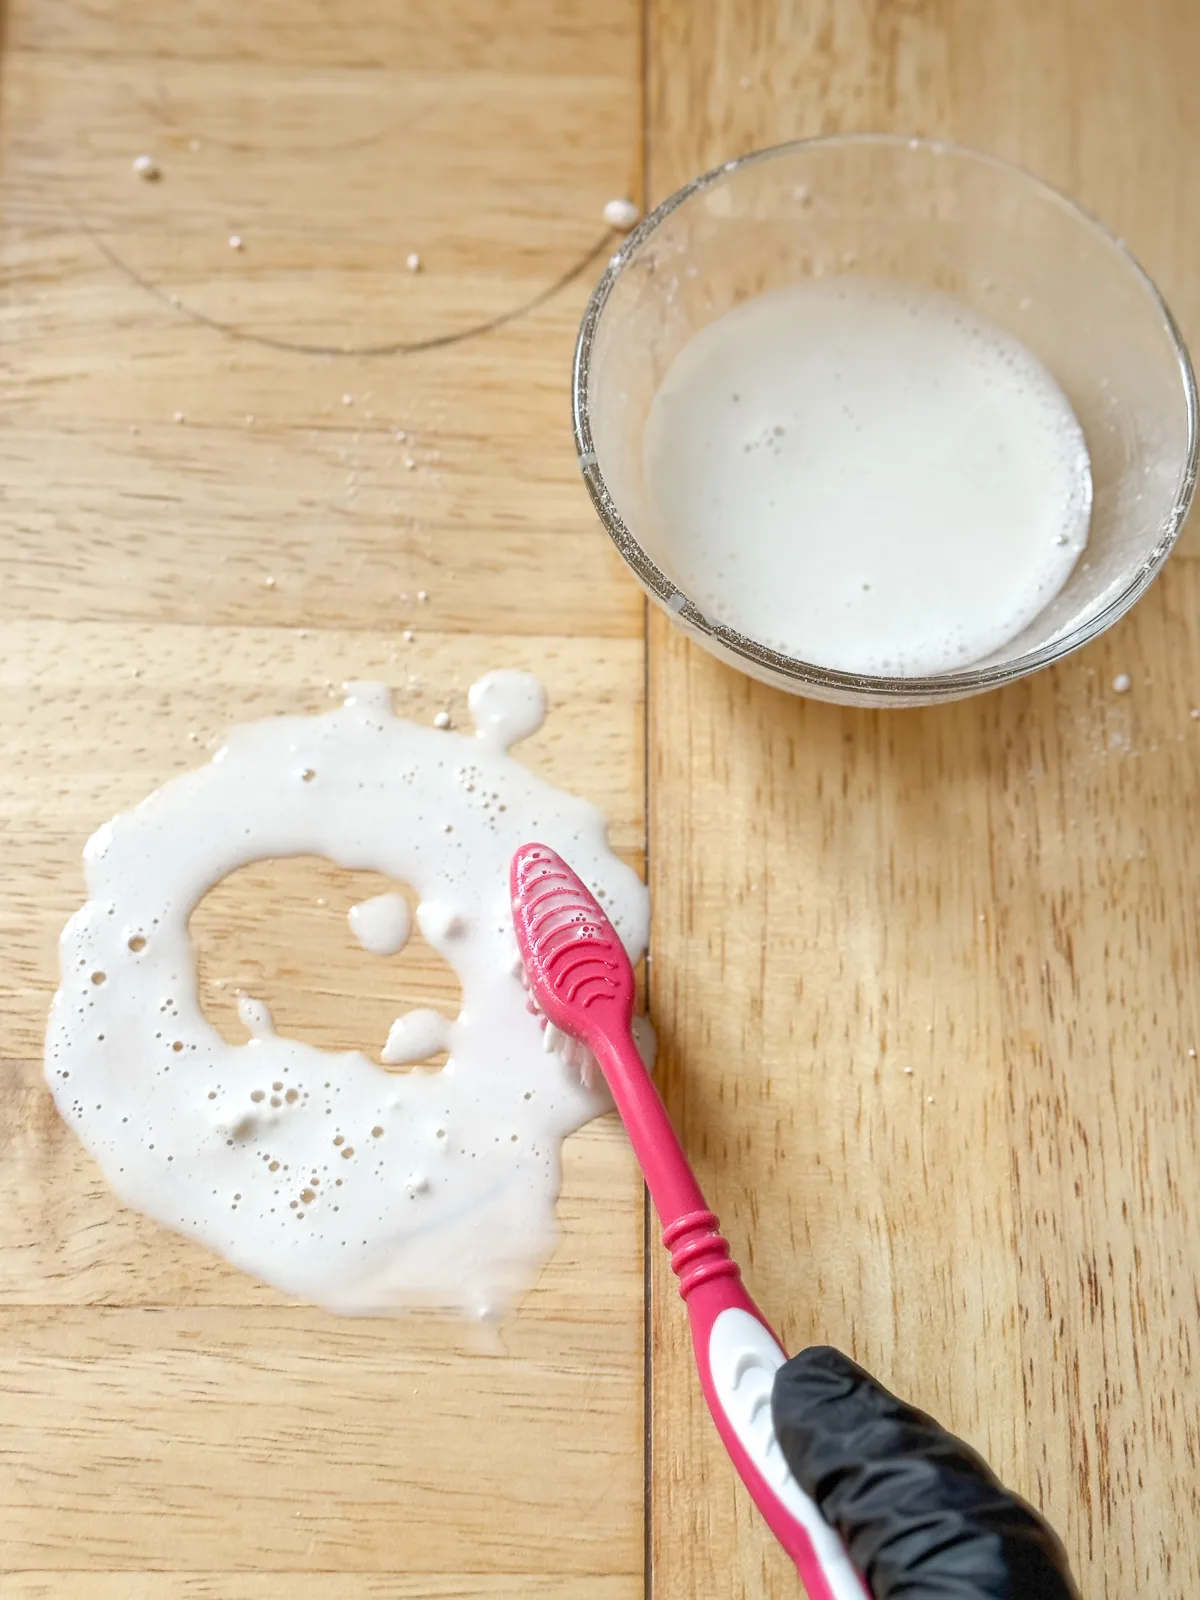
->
[594, 1033, 870, 1600]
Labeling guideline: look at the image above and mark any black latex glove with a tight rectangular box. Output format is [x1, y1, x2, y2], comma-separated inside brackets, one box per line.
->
[772, 1346, 1080, 1599]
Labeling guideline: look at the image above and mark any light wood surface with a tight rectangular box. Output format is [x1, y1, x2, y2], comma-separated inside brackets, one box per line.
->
[2, 1, 1199, 1598]
[0, 3, 646, 1597]
[648, 3, 1200, 1598]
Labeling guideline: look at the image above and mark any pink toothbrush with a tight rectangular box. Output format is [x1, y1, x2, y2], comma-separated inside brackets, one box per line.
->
[510, 842, 870, 1600]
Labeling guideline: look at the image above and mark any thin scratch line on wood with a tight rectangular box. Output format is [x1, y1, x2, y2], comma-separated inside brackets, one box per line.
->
[71, 207, 614, 359]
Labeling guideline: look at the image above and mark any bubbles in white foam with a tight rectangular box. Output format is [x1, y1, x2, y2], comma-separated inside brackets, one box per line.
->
[236, 992, 276, 1040]
[45, 672, 648, 1316]
[643, 277, 1093, 677]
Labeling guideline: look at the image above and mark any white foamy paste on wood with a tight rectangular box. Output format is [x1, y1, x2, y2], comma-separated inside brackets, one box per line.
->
[45, 671, 649, 1317]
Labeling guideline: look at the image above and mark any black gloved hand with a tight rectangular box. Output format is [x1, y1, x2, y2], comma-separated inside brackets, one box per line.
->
[772, 1346, 1080, 1599]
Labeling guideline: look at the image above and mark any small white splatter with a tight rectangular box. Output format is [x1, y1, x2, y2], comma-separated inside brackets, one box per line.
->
[603, 197, 640, 231]
[173, 411, 186, 424]
[434, 711, 451, 730]
[1112, 673, 1132, 694]
[406, 252, 422, 272]
[229, 234, 244, 250]
[348, 892, 412, 957]
[382, 1008, 452, 1067]
[133, 154, 160, 181]
[468, 670, 547, 751]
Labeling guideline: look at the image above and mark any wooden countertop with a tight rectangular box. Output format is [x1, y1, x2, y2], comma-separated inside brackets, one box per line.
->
[1, 1, 1197, 1595]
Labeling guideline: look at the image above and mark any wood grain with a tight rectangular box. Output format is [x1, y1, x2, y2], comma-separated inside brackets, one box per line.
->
[0, 2, 645, 1595]
[5, 0, 1200, 1597]
[647, 3, 1200, 1597]
[0, 1582, 631, 1599]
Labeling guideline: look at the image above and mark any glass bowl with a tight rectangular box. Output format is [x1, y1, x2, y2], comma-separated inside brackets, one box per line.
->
[572, 135, 1197, 707]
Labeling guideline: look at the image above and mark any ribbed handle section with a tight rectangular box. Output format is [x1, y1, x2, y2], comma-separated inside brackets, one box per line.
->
[662, 1209, 742, 1300]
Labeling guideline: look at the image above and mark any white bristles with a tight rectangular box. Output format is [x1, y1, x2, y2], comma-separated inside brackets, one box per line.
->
[579, 1053, 600, 1093]
[513, 921, 655, 1093]
[515, 951, 602, 1090]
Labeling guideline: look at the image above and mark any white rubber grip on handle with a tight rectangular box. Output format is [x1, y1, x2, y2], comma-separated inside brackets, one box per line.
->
[708, 1308, 870, 1600]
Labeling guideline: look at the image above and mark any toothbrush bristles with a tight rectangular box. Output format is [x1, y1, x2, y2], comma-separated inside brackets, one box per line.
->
[517, 954, 601, 1090]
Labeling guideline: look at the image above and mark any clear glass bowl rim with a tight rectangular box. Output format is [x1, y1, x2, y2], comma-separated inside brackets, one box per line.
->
[571, 133, 1199, 701]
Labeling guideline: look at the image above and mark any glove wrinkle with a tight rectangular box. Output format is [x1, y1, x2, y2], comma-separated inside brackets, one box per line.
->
[771, 1346, 1080, 1600]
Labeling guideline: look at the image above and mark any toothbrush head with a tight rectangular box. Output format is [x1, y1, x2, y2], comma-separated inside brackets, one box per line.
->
[510, 842, 636, 1054]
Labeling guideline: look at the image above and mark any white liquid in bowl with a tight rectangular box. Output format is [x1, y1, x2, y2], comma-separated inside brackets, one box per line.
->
[642, 278, 1093, 677]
